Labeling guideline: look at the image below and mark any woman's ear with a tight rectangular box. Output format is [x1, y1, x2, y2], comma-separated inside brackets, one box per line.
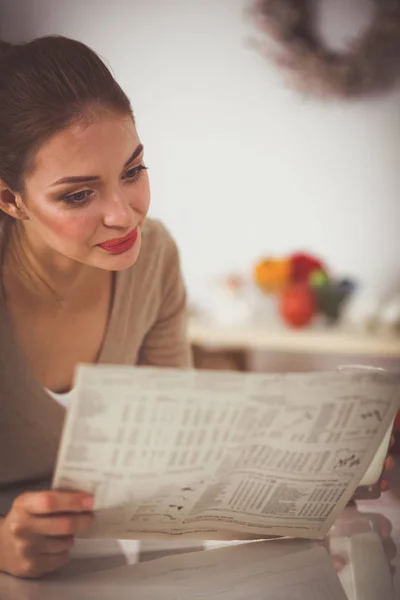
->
[0, 182, 29, 220]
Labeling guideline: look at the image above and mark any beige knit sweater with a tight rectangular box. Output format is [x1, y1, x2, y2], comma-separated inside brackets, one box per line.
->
[0, 218, 192, 489]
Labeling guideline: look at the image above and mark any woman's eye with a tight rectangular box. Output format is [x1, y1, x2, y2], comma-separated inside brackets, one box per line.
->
[62, 189, 93, 205]
[123, 164, 148, 182]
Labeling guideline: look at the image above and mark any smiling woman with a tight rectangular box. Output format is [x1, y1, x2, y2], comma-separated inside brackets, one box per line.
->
[0, 36, 192, 579]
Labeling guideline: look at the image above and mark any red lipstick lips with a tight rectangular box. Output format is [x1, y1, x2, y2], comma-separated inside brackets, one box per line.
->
[99, 228, 138, 254]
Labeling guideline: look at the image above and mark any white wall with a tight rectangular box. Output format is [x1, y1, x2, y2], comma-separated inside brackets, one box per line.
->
[1, 0, 400, 309]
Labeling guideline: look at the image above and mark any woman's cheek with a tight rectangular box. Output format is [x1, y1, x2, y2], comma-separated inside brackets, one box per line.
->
[134, 174, 151, 216]
[48, 211, 100, 245]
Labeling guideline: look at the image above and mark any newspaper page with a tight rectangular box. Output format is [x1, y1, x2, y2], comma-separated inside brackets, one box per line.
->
[52, 365, 400, 540]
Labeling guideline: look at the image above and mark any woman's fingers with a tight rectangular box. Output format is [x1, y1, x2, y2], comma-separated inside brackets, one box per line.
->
[380, 479, 390, 491]
[37, 535, 75, 556]
[14, 490, 94, 516]
[384, 455, 395, 472]
[17, 551, 71, 580]
[11, 510, 95, 537]
[331, 554, 347, 573]
[1, 490, 95, 579]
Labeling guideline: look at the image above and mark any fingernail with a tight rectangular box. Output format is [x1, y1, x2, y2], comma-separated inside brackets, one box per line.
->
[82, 496, 95, 510]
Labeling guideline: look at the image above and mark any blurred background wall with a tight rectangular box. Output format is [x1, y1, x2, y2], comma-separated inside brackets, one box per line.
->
[1, 0, 399, 303]
[1, 0, 399, 370]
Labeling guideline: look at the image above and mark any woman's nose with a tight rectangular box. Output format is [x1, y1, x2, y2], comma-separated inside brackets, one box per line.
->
[102, 189, 133, 229]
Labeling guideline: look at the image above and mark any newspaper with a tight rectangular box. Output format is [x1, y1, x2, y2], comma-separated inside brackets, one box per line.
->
[52, 365, 400, 540]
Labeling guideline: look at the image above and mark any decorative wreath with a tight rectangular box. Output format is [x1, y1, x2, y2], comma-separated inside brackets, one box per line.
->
[251, 0, 400, 98]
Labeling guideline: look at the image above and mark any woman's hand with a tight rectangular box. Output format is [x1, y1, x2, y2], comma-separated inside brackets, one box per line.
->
[380, 435, 396, 492]
[329, 508, 397, 579]
[0, 490, 94, 579]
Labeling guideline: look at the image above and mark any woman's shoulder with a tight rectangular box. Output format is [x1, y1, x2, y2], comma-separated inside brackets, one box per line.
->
[142, 217, 176, 248]
[116, 218, 181, 295]
[112, 218, 184, 339]
[139, 218, 180, 266]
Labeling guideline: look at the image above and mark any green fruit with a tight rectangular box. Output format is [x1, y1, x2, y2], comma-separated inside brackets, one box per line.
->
[309, 269, 328, 288]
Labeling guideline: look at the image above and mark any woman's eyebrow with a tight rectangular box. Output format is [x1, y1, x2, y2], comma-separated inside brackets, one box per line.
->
[49, 144, 144, 187]
[123, 143, 144, 167]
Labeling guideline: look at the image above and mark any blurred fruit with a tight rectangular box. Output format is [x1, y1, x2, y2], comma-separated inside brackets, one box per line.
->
[290, 252, 325, 283]
[254, 258, 291, 294]
[279, 283, 317, 328]
[313, 278, 356, 324]
[309, 268, 329, 288]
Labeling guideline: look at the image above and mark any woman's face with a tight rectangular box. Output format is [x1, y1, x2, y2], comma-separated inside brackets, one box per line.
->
[14, 112, 150, 271]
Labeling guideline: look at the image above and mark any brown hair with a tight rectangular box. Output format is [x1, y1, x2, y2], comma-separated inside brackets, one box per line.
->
[0, 35, 133, 202]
